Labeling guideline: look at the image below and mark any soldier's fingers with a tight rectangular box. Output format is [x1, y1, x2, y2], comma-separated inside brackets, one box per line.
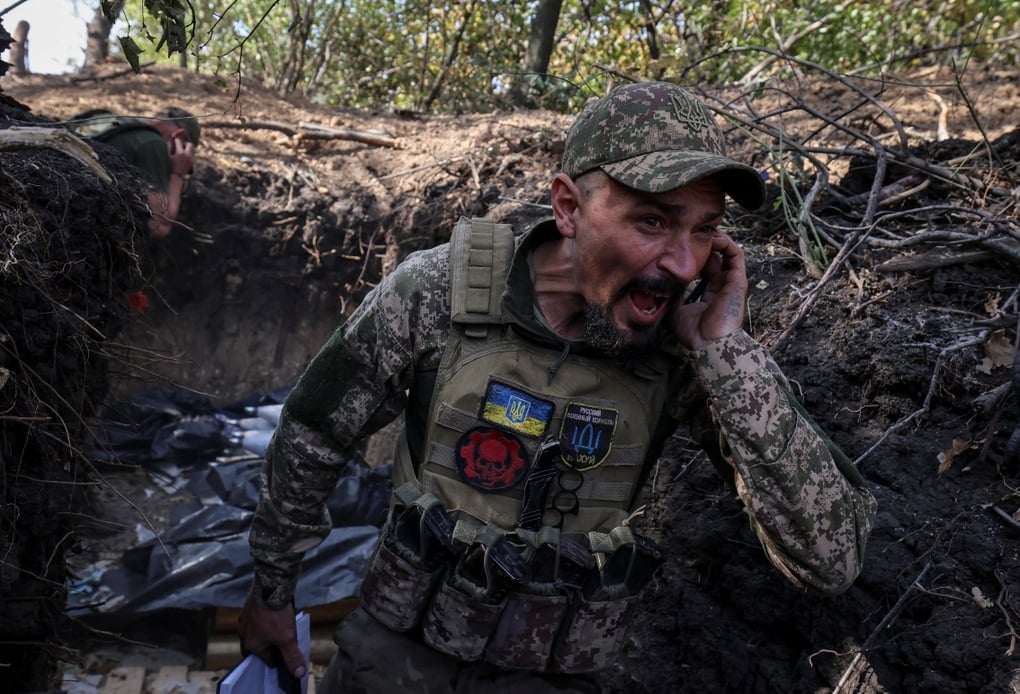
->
[276, 641, 307, 679]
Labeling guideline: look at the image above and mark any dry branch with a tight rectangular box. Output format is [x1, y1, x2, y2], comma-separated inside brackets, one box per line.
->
[696, 56, 1020, 347]
[204, 119, 402, 149]
[854, 332, 988, 466]
[70, 61, 158, 83]
[875, 248, 996, 273]
[831, 562, 932, 694]
[205, 119, 299, 136]
[377, 156, 465, 181]
[739, 9, 844, 84]
[994, 569, 1018, 656]
[297, 121, 401, 148]
[769, 227, 871, 351]
[843, 174, 929, 208]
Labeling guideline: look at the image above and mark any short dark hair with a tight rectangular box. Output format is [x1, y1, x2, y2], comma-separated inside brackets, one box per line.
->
[574, 169, 609, 198]
[157, 107, 200, 146]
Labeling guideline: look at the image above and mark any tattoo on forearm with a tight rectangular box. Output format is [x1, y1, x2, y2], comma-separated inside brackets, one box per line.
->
[727, 286, 746, 319]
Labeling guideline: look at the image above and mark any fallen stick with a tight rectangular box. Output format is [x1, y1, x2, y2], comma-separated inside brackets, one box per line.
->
[769, 226, 870, 351]
[877, 231, 1020, 267]
[377, 156, 464, 181]
[842, 173, 928, 208]
[70, 61, 157, 83]
[875, 248, 995, 273]
[994, 569, 1018, 656]
[298, 121, 401, 148]
[854, 331, 987, 466]
[832, 562, 932, 694]
[991, 506, 1020, 534]
[205, 119, 298, 136]
[204, 119, 402, 148]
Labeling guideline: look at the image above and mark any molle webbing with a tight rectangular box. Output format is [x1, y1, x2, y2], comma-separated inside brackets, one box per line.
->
[406, 217, 670, 533]
[449, 217, 515, 337]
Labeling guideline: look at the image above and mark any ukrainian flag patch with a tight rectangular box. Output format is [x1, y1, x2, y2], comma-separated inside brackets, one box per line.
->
[480, 381, 553, 438]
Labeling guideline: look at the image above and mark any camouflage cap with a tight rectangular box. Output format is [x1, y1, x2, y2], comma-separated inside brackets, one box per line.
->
[561, 82, 765, 209]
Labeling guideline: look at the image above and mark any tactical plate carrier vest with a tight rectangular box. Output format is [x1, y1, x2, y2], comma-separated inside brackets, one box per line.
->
[359, 218, 669, 673]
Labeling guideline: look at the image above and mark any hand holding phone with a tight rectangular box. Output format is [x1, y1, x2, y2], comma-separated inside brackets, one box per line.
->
[669, 233, 748, 350]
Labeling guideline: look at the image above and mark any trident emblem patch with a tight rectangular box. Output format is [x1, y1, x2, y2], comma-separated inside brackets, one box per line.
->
[558, 402, 618, 471]
[480, 380, 553, 438]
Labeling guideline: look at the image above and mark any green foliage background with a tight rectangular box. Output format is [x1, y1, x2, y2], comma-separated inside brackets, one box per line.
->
[111, 0, 1020, 113]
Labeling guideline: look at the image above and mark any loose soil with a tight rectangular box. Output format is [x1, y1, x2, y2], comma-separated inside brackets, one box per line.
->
[1, 63, 1018, 693]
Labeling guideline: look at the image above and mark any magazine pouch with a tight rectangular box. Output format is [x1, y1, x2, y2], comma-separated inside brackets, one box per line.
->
[359, 485, 454, 632]
[551, 527, 662, 673]
[422, 526, 523, 661]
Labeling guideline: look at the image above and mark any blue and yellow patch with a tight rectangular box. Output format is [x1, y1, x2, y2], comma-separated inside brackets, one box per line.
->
[480, 381, 553, 438]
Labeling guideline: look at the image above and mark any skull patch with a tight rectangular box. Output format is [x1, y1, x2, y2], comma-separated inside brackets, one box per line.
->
[455, 427, 528, 491]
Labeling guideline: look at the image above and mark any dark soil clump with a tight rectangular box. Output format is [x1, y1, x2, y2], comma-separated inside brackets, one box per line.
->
[0, 100, 148, 691]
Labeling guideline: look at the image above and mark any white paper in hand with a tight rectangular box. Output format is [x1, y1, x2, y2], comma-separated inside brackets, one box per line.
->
[219, 611, 311, 694]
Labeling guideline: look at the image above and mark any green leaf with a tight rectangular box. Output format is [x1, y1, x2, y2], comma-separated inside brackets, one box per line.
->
[118, 36, 143, 73]
[101, 0, 125, 24]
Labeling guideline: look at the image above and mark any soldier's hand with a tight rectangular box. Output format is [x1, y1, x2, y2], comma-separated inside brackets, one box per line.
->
[669, 231, 747, 350]
[237, 591, 307, 680]
[167, 136, 196, 176]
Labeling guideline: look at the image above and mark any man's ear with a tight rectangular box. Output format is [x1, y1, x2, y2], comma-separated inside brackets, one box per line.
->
[551, 173, 581, 239]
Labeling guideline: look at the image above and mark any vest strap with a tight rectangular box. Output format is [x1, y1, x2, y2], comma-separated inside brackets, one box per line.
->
[394, 480, 444, 512]
[449, 217, 515, 336]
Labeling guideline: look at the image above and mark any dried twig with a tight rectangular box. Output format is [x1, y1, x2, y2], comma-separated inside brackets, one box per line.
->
[854, 332, 988, 466]
[994, 569, 1018, 656]
[205, 118, 298, 136]
[831, 562, 932, 694]
[875, 248, 995, 273]
[378, 156, 465, 181]
[297, 121, 401, 148]
[991, 506, 1020, 534]
[204, 119, 401, 148]
[843, 174, 928, 208]
[698, 58, 1019, 286]
[769, 226, 871, 351]
[739, 9, 844, 84]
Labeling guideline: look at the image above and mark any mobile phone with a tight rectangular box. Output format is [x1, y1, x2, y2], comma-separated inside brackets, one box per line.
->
[684, 275, 706, 304]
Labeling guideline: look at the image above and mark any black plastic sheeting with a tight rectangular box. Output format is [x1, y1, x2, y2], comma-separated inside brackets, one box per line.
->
[87, 386, 293, 468]
[70, 387, 391, 616]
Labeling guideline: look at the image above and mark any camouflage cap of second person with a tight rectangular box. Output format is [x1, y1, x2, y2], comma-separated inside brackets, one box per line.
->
[561, 82, 765, 210]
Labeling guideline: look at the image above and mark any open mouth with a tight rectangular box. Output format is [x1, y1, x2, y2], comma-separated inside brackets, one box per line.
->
[625, 282, 682, 329]
[630, 287, 670, 317]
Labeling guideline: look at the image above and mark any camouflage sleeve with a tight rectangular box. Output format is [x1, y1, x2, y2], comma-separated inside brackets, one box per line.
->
[249, 244, 451, 609]
[686, 330, 877, 595]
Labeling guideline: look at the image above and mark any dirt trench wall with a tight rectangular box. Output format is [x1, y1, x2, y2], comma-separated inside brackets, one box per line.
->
[112, 163, 388, 405]
[114, 147, 553, 406]
[0, 104, 148, 692]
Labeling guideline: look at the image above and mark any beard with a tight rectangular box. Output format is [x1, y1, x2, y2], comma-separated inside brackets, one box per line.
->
[583, 278, 681, 358]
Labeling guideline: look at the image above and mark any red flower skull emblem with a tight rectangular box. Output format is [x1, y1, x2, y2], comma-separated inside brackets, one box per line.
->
[455, 427, 528, 491]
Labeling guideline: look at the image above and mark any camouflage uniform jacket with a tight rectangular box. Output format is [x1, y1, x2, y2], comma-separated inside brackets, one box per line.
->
[249, 219, 877, 610]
